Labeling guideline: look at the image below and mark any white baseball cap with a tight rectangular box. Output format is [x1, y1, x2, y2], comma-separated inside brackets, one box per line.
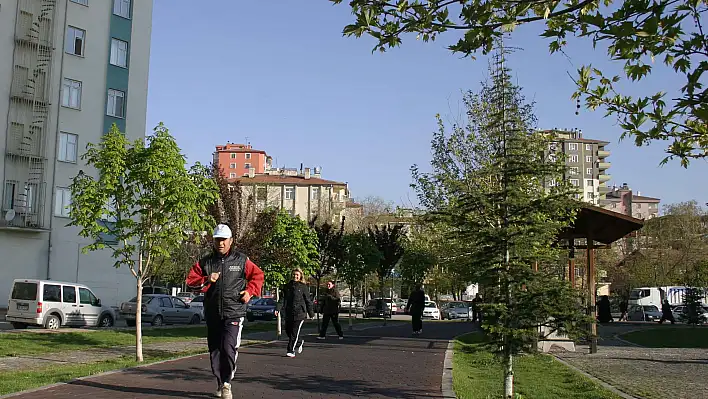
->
[213, 224, 232, 239]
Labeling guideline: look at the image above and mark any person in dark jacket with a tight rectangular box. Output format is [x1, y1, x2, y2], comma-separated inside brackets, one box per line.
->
[406, 284, 426, 335]
[597, 295, 613, 323]
[275, 268, 315, 357]
[186, 224, 264, 399]
[317, 280, 344, 340]
[659, 299, 675, 324]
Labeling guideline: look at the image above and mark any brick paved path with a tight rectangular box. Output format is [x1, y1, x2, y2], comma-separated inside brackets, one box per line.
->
[8, 321, 475, 398]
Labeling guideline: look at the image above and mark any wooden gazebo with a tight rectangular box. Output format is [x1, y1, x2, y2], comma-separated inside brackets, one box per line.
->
[557, 204, 644, 353]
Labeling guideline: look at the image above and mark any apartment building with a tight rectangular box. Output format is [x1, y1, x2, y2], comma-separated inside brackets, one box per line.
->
[544, 128, 611, 204]
[213, 143, 269, 178]
[0, 0, 153, 307]
[600, 183, 660, 220]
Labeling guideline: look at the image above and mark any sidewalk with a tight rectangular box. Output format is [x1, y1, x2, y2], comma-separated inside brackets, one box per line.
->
[4, 321, 474, 398]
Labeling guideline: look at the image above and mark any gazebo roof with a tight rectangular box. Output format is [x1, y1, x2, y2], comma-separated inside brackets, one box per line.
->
[558, 203, 644, 245]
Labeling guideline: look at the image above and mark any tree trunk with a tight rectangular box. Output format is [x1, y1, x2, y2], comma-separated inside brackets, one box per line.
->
[348, 283, 354, 331]
[503, 343, 514, 398]
[276, 286, 282, 339]
[135, 275, 144, 362]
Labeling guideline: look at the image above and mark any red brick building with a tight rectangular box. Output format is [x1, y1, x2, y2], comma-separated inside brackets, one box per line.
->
[213, 143, 269, 178]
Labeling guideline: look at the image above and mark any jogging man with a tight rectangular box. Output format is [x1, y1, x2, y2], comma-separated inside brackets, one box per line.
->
[317, 280, 344, 340]
[186, 224, 264, 399]
[275, 268, 315, 357]
[406, 284, 426, 335]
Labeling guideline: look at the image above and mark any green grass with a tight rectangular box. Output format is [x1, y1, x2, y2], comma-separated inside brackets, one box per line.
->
[620, 326, 708, 348]
[453, 333, 621, 399]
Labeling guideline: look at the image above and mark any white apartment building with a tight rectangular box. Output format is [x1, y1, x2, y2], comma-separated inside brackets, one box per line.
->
[0, 0, 153, 307]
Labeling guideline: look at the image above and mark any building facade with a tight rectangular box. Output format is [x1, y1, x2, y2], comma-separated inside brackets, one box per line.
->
[0, 0, 153, 307]
[545, 129, 612, 204]
[600, 183, 660, 220]
[214, 143, 269, 178]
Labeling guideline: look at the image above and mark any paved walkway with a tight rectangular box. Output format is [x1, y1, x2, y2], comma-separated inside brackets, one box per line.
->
[6, 321, 473, 398]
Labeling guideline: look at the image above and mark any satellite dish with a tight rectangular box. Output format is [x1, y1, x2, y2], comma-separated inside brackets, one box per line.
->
[5, 209, 15, 221]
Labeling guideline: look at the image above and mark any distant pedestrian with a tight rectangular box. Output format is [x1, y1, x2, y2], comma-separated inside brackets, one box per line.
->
[406, 284, 426, 335]
[186, 224, 265, 399]
[275, 268, 315, 357]
[619, 299, 628, 321]
[471, 293, 483, 323]
[659, 299, 675, 324]
[597, 295, 613, 323]
[317, 280, 344, 340]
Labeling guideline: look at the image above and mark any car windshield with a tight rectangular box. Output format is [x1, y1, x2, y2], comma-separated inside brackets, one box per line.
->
[177, 293, 191, 297]
[425, 302, 436, 308]
[449, 302, 465, 308]
[643, 305, 659, 312]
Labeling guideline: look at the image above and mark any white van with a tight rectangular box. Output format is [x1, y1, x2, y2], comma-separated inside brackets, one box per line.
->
[6, 279, 116, 330]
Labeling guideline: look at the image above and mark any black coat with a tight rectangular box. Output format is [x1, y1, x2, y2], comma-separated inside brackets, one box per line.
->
[199, 251, 248, 320]
[321, 288, 341, 315]
[406, 289, 426, 316]
[277, 281, 315, 321]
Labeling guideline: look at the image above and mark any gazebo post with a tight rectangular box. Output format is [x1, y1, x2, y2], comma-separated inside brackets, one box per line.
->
[587, 235, 598, 354]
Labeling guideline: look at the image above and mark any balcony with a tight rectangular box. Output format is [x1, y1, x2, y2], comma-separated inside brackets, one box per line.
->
[599, 174, 611, 183]
[597, 150, 610, 158]
[597, 162, 611, 170]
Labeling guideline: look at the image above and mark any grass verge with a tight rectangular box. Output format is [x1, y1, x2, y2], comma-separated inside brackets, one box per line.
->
[619, 326, 708, 348]
[453, 333, 622, 399]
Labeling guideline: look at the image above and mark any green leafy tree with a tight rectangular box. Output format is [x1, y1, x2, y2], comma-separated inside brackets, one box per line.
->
[249, 208, 319, 336]
[399, 233, 437, 287]
[412, 49, 589, 397]
[367, 224, 406, 323]
[340, 231, 382, 328]
[69, 123, 217, 361]
[309, 217, 346, 328]
[331, 0, 708, 166]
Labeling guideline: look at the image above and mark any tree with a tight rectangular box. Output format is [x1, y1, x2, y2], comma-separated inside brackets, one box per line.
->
[340, 231, 382, 328]
[249, 208, 319, 337]
[331, 0, 708, 166]
[346, 195, 396, 231]
[367, 223, 406, 323]
[411, 48, 588, 397]
[208, 164, 255, 243]
[399, 233, 437, 288]
[309, 216, 346, 328]
[69, 123, 217, 361]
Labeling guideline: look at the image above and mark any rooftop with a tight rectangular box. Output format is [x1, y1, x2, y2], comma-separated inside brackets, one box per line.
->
[230, 174, 346, 186]
[215, 143, 267, 155]
[539, 129, 610, 145]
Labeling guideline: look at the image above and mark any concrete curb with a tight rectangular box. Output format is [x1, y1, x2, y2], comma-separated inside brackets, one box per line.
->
[0, 339, 273, 399]
[552, 355, 639, 399]
[441, 340, 456, 398]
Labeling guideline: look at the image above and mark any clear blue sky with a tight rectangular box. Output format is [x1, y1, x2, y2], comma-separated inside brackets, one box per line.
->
[145, 1, 707, 209]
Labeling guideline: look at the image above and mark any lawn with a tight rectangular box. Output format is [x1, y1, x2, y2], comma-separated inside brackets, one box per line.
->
[620, 326, 708, 348]
[453, 333, 621, 399]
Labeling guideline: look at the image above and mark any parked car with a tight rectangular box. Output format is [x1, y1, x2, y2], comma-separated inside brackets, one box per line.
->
[176, 292, 196, 304]
[395, 299, 408, 314]
[246, 298, 277, 321]
[340, 298, 363, 313]
[189, 295, 205, 317]
[441, 301, 471, 320]
[673, 305, 708, 324]
[423, 301, 441, 320]
[5, 279, 116, 330]
[626, 304, 662, 322]
[119, 294, 202, 326]
[363, 298, 392, 318]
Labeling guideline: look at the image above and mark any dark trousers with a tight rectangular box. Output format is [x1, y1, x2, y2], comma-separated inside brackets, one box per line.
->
[412, 312, 423, 332]
[473, 309, 482, 322]
[319, 313, 343, 337]
[285, 318, 305, 353]
[207, 317, 244, 386]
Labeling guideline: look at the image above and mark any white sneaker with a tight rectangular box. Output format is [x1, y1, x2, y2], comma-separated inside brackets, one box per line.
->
[286, 352, 295, 357]
[339, 336, 344, 340]
[298, 340, 304, 353]
[316, 336, 326, 340]
[221, 383, 232, 399]
[213, 387, 222, 398]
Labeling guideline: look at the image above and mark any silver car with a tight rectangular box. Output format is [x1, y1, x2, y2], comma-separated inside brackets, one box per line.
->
[441, 301, 472, 320]
[119, 294, 202, 327]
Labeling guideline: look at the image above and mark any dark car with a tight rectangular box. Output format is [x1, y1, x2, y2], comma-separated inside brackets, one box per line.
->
[246, 298, 277, 321]
[363, 298, 392, 319]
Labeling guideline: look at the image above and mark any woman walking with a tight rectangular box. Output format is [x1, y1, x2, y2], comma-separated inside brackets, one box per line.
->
[275, 268, 315, 357]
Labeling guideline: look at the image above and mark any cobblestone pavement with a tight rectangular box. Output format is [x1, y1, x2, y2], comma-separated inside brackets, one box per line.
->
[554, 323, 708, 399]
[4, 320, 474, 398]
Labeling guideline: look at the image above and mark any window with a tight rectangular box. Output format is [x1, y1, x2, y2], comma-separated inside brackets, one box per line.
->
[612, 203, 617, 208]
[569, 155, 578, 163]
[569, 167, 579, 175]
[586, 168, 593, 176]
[173, 298, 187, 308]
[113, 0, 130, 18]
[230, 153, 236, 159]
[245, 153, 252, 159]
[256, 187, 267, 201]
[110, 38, 128, 68]
[65, 26, 85, 56]
[71, 0, 88, 5]
[43, 284, 61, 302]
[62, 78, 82, 109]
[568, 143, 578, 151]
[62, 286, 77, 303]
[244, 163, 251, 169]
[569, 179, 579, 187]
[58, 132, 78, 163]
[586, 179, 594, 186]
[3, 181, 16, 210]
[311, 187, 320, 199]
[230, 163, 236, 169]
[106, 89, 125, 118]
[585, 155, 593, 163]
[285, 187, 295, 200]
[159, 297, 172, 308]
[78, 288, 98, 306]
[25, 183, 37, 213]
[229, 173, 236, 178]
[55, 187, 71, 217]
[585, 144, 592, 151]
